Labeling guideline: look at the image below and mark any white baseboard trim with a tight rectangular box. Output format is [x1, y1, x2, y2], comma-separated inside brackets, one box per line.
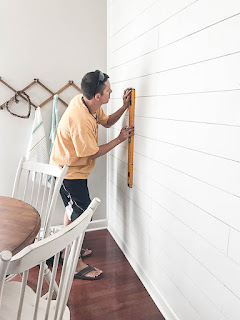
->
[50, 219, 108, 234]
[86, 219, 108, 232]
[108, 225, 180, 320]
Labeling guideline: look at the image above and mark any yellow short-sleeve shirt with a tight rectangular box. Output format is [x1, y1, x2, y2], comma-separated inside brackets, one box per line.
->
[50, 94, 109, 179]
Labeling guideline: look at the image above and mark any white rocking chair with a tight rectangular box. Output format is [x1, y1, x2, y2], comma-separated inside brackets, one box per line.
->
[0, 197, 101, 320]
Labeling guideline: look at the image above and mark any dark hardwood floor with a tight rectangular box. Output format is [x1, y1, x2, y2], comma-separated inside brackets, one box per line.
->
[68, 229, 165, 320]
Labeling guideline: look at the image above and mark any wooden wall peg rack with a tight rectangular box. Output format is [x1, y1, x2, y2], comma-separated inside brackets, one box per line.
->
[0, 77, 38, 109]
[0, 77, 82, 114]
[128, 88, 135, 188]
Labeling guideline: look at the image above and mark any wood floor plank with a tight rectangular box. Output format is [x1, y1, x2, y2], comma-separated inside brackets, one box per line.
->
[68, 229, 165, 320]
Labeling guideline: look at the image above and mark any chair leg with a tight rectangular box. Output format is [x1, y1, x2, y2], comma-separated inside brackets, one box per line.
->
[43, 264, 59, 298]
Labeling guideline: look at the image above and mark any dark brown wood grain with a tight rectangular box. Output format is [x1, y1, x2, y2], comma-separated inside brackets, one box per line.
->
[26, 230, 165, 319]
[68, 230, 165, 320]
[0, 196, 41, 255]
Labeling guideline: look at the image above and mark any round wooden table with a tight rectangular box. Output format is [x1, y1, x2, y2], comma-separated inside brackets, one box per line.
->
[0, 196, 41, 255]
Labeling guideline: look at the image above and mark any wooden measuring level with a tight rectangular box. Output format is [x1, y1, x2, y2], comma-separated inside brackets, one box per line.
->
[128, 88, 135, 188]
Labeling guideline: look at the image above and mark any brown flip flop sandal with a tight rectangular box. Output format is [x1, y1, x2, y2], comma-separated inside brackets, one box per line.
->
[58, 248, 92, 265]
[80, 248, 92, 258]
[74, 265, 103, 280]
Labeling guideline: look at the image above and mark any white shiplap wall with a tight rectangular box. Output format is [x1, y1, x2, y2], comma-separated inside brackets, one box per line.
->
[107, 0, 240, 319]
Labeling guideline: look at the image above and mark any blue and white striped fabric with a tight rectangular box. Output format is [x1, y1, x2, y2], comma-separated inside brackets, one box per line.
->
[26, 107, 49, 163]
[49, 94, 59, 155]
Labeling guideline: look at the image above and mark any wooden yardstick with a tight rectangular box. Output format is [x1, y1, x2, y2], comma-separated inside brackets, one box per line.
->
[128, 89, 135, 188]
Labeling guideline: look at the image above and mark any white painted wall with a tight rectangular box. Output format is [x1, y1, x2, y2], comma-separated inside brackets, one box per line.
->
[107, 0, 240, 319]
[0, 0, 107, 224]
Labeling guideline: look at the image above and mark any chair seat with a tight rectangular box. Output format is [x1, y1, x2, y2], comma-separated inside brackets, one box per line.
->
[1, 282, 70, 320]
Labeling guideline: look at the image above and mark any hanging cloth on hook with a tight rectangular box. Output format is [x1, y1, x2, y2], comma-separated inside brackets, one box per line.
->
[26, 107, 49, 163]
[49, 94, 60, 155]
